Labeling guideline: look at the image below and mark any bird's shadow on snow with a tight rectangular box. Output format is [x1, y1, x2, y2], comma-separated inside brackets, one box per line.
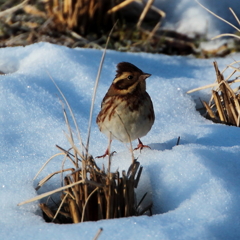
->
[150, 123, 240, 151]
[148, 137, 180, 151]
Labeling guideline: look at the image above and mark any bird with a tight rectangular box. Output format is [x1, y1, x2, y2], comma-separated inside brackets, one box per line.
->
[96, 62, 155, 157]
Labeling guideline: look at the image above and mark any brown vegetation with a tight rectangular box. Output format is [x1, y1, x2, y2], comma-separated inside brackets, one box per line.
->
[0, 0, 202, 55]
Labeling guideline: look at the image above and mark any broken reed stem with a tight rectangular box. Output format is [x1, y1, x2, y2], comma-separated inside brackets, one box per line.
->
[81, 187, 99, 222]
[33, 152, 65, 181]
[56, 145, 82, 163]
[212, 90, 226, 122]
[187, 78, 240, 94]
[69, 198, 81, 223]
[53, 192, 69, 221]
[35, 168, 74, 191]
[93, 228, 103, 240]
[203, 101, 215, 119]
[39, 203, 60, 223]
[137, 0, 155, 29]
[107, 0, 136, 14]
[18, 179, 103, 206]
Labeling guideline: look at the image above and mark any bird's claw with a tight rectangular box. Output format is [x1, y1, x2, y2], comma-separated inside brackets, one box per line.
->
[134, 138, 151, 152]
[96, 150, 116, 158]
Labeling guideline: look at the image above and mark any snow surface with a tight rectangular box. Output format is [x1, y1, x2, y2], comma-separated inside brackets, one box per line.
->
[1, 42, 240, 239]
[155, 0, 240, 38]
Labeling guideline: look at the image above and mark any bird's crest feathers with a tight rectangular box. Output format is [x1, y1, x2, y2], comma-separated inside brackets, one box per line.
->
[116, 62, 143, 77]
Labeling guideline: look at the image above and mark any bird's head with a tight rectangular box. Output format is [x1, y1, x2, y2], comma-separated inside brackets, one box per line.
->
[107, 62, 151, 96]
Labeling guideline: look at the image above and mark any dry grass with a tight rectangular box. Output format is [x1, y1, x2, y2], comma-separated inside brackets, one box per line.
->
[199, 61, 240, 126]
[18, 105, 151, 223]
[188, 2, 240, 126]
[36, 150, 145, 223]
[43, 0, 165, 33]
[196, 0, 240, 41]
[0, 1, 200, 55]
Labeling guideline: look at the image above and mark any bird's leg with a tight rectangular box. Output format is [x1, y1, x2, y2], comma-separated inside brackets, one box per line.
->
[96, 135, 116, 158]
[96, 147, 116, 158]
[134, 138, 151, 151]
[96, 147, 110, 158]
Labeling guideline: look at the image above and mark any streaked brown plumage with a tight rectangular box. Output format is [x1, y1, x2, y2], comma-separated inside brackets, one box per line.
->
[96, 62, 154, 155]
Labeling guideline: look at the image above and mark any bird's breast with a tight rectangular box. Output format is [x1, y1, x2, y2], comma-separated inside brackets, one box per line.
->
[97, 92, 154, 142]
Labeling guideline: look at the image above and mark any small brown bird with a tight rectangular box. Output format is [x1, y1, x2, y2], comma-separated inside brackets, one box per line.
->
[96, 62, 155, 157]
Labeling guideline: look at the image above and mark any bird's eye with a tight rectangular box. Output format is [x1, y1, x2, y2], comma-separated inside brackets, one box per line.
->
[128, 75, 133, 80]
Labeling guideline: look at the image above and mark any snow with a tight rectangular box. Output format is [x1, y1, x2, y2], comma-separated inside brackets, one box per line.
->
[155, 0, 240, 38]
[1, 42, 240, 239]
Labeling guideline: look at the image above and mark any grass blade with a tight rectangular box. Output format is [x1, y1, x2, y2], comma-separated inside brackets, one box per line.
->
[85, 20, 118, 156]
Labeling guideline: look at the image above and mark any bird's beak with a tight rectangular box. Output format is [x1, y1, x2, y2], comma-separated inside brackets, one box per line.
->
[140, 73, 151, 81]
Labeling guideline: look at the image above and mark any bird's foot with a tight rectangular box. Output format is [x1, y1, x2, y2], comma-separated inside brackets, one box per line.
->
[96, 149, 116, 158]
[134, 138, 151, 152]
